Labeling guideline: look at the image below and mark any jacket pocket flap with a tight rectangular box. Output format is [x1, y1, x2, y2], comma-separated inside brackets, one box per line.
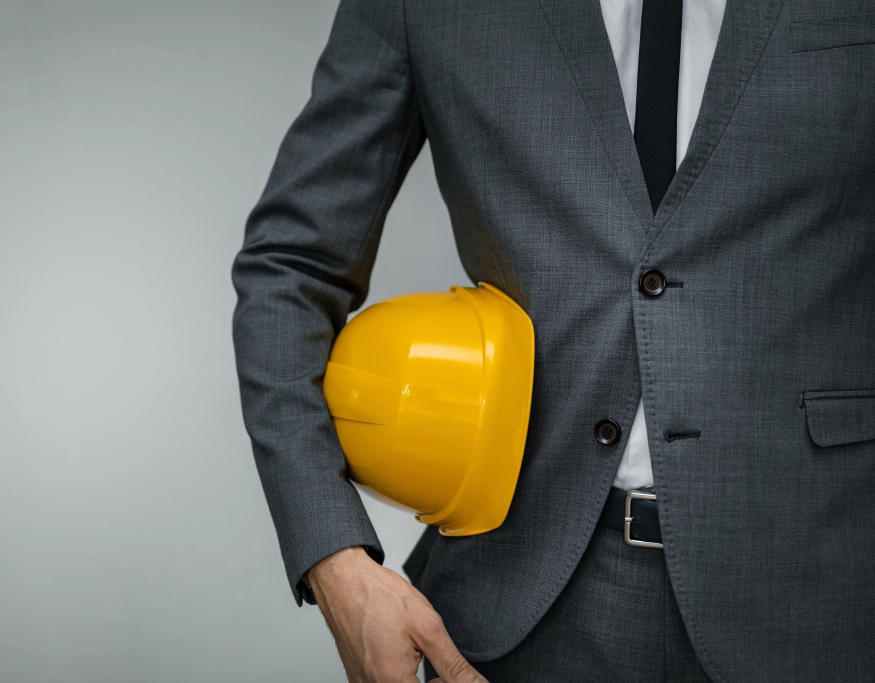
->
[791, 12, 875, 52]
[801, 389, 875, 447]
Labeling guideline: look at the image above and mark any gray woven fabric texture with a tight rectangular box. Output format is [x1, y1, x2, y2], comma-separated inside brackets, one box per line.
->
[425, 526, 710, 683]
[231, 0, 875, 680]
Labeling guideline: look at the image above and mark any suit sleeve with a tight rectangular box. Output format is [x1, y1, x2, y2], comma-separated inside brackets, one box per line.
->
[231, 0, 425, 606]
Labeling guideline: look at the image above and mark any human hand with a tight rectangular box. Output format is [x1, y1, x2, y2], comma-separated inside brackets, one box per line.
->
[307, 546, 487, 683]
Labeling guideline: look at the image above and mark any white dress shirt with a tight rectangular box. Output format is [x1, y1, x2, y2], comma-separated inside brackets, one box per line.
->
[598, 0, 727, 490]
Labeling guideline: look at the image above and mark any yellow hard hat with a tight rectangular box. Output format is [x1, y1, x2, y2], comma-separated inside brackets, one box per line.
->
[323, 281, 535, 536]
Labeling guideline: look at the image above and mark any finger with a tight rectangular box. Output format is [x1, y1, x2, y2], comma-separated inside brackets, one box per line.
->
[415, 616, 487, 683]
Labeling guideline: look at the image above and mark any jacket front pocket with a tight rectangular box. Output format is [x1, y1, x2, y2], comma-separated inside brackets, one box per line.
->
[791, 12, 875, 52]
[800, 388, 875, 447]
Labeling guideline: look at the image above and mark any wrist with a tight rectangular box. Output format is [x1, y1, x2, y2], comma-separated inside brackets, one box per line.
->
[307, 545, 369, 592]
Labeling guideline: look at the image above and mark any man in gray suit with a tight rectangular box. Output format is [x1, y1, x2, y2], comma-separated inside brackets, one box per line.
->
[232, 0, 875, 680]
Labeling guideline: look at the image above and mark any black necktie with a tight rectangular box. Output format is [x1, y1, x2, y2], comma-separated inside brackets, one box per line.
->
[634, 0, 683, 215]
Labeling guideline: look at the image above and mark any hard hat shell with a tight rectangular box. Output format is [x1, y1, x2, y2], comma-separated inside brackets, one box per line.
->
[323, 282, 535, 536]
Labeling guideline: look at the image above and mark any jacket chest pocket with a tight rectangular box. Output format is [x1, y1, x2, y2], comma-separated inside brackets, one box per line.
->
[800, 388, 875, 447]
[791, 12, 875, 52]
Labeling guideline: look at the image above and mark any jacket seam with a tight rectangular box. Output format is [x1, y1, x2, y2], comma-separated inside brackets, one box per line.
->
[348, 91, 422, 283]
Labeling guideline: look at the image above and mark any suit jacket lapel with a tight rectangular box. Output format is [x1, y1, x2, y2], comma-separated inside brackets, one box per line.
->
[537, 0, 655, 229]
[653, 0, 787, 230]
[537, 0, 787, 233]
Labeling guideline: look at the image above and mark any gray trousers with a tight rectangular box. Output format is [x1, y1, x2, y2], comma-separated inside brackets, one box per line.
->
[425, 525, 711, 682]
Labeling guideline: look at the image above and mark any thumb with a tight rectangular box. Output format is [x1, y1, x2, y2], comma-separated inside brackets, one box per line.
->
[416, 616, 487, 683]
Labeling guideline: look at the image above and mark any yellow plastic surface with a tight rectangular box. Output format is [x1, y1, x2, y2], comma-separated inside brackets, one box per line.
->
[323, 282, 535, 536]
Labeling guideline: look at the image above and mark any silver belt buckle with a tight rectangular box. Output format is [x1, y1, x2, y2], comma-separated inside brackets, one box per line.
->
[624, 489, 664, 549]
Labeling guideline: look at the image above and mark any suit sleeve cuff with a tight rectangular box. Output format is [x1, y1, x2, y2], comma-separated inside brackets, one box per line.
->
[289, 528, 385, 607]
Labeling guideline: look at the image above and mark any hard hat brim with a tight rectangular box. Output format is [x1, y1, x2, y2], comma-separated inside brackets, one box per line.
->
[416, 282, 535, 536]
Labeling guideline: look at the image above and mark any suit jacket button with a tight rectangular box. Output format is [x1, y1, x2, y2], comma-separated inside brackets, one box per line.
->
[639, 269, 666, 296]
[594, 419, 622, 446]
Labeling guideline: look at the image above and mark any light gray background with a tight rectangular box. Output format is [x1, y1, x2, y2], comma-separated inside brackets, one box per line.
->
[0, 2, 468, 681]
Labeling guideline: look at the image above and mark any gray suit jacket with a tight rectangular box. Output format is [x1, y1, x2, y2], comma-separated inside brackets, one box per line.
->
[231, 1, 875, 680]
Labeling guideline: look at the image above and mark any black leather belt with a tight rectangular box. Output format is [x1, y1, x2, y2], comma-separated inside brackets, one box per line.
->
[597, 486, 663, 548]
